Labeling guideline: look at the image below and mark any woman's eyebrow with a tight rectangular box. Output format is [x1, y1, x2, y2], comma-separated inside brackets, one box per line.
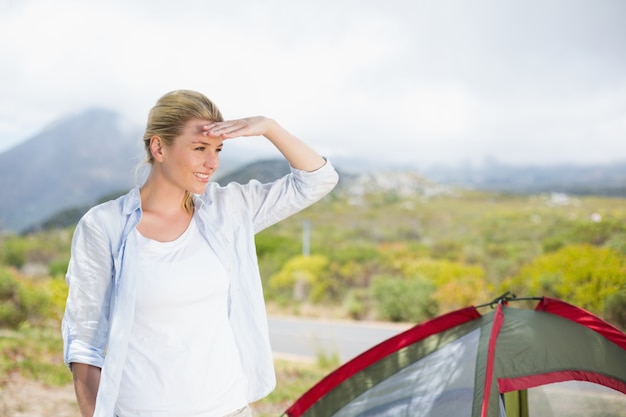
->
[191, 140, 223, 147]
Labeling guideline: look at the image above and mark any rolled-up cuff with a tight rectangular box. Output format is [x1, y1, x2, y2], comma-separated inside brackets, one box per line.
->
[65, 339, 105, 370]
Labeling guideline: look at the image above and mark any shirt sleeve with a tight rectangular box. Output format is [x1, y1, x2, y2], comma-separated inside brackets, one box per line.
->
[62, 207, 115, 369]
[224, 158, 339, 233]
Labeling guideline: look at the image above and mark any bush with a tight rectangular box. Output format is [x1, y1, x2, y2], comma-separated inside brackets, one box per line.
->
[544, 217, 626, 251]
[269, 255, 332, 303]
[398, 258, 490, 312]
[504, 244, 626, 317]
[48, 258, 70, 277]
[371, 275, 437, 323]
[38, 277, 68, 321]
[604, 289, 626, 331]
[1, 237, 28, 269]
[0, 268, 51, 329]
[255, 233, 299, 259]
[569, 217, 626, 246]
[605, 233, 626, 255]
[344, 288, 371, 320]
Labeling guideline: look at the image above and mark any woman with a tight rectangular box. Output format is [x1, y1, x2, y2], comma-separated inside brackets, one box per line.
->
[62, 90, 339, 417]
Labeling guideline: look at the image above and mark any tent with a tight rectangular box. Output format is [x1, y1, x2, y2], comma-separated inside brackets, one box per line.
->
[284, 294, 626, 417]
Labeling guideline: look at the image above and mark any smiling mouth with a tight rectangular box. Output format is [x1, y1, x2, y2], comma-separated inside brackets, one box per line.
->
[194, 172, 210, 180]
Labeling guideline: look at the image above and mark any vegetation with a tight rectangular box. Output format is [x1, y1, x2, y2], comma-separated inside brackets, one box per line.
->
[0, 266, 70, 387]
[253, 358, 335, 416]
[0, 185, 624, 413]
[257, 188, 626, 329]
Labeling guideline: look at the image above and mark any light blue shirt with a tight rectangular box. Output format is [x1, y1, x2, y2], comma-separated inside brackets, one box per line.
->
[62, 160, 338, 417]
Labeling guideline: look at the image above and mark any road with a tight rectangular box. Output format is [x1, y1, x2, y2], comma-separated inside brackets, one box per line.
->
[268, 315, 412, 363]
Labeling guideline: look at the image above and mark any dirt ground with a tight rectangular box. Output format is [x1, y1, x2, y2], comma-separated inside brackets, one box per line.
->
[0, 374, 78, 417]
[1, 373, 625, 417]
[0, 374, 283, 417]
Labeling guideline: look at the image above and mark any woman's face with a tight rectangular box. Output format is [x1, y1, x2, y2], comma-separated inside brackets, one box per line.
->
[159, 118, 223, 195]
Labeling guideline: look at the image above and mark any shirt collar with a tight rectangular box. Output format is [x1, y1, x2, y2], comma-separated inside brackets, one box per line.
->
[121, 187, 142, 215]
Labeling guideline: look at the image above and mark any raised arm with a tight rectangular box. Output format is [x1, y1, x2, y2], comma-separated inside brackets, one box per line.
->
[202, 116, 326, 172]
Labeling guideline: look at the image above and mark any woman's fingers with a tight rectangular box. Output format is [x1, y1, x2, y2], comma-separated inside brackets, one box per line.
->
[201, 121, 235, 137]
[202, 117, 268, 139]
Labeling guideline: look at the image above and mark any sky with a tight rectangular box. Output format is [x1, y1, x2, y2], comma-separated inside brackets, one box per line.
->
[1, 0, 625, 168]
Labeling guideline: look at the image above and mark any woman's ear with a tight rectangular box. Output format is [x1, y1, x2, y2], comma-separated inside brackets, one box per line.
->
[150, 136, 165, 162]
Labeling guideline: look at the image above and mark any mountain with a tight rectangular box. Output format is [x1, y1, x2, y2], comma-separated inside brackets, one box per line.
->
[423, 160, 626, 197]
[25, 160, 437, 232]
[0, 106, 336, 232]
[2, 108, 625, 232]
[0, 108, 143, 232]
[214, 159, 291, 185]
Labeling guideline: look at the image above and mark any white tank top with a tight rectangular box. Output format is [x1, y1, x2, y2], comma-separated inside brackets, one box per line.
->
[115, 217, 248, 417]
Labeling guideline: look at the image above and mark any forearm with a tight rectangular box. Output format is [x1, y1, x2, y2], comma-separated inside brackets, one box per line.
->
[72, 363, 101, 417]
[263, 119, 326, 172]
[205, 116, 328, 171]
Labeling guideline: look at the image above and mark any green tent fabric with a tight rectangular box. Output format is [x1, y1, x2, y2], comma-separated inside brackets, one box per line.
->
[284, 296, 626, 417]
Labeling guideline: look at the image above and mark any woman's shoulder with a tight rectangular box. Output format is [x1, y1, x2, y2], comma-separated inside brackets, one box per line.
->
[78, 188, 139, 228]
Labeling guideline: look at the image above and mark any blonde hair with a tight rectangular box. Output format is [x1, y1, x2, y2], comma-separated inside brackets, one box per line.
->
[143, 90, 224, 214]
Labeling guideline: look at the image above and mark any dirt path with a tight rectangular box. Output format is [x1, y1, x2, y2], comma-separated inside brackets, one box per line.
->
[0, 374, 78, 417]
[0, 374, 283, 417]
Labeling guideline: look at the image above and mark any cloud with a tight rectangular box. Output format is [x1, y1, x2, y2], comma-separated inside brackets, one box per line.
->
[1, 0, 625, 166]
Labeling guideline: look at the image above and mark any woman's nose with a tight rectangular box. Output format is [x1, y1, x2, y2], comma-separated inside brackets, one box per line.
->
[204, 153, 219, 170]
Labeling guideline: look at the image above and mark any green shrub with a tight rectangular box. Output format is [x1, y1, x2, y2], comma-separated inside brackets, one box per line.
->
[604, 289, 626, 331]
[0, 268, 51, 329]
[371, 275, 437, 323]
[395, 258, 490, 312]
[1, 237, 28, 268]
[605, 233, 626, 255]
[344, 288, 371, 320]
[255, 233, 299, 259]
[544, 217, 626, 251]
[48, 258, 70, 277]
[269, 255, 333, 303]
[504, 244, 625, 316]
[323, 244, 380, 264]
[430, 240, 463, 261]
[569, 217, 626, 246]
[38, 277, 68, 321]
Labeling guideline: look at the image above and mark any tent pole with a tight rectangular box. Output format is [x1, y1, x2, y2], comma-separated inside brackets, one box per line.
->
[503, 390, 529, 417]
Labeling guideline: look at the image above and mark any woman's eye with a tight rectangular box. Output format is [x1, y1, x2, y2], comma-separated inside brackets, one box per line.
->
[195, 147, 206, 151]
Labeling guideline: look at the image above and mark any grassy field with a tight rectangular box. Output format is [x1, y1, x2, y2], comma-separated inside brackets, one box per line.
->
[0, 186, 624, 414]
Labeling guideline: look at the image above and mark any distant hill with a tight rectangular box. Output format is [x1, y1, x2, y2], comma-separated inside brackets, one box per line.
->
[214, 159, 291, 185]
[2, 108, 625, 233]
[423, 161, 626, 197]
[27, 159, 296, 232]
[0, 108, 301, 233]
[26, 161, 440, 232]
[0, 108, 142, 232]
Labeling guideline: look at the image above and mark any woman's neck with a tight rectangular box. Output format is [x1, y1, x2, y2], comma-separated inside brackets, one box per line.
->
[138, 176, 192, 242]
[139, 174, 186, 215]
